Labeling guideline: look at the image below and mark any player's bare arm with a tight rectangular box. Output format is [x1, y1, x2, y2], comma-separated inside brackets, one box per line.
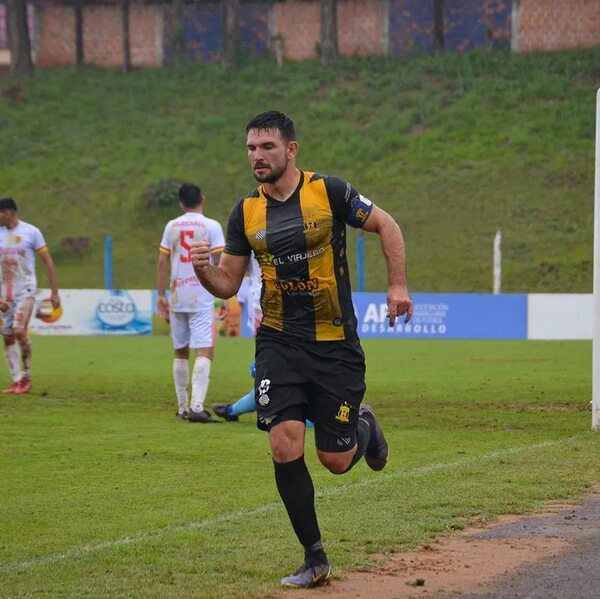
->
[362, 205, 413, 326]
[39, 250, 60, 308]
[156, 251, 170, 322]
[209, 249, 230, 315]
[191, 241, 249, 299]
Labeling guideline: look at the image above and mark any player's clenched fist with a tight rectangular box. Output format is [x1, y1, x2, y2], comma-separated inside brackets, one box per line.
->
[190, 239, 211, 270]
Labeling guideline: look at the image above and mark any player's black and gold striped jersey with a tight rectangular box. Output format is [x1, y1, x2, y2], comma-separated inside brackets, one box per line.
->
[225, 171, 374, 342]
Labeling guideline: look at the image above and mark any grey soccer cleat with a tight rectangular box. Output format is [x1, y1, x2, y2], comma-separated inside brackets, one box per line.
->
[212, 403, 239, 422]
[187, 409, 219, 423]
[280, 560, 332, 588]
[359, 403, 389, 471]
[175, 410, 188, 420]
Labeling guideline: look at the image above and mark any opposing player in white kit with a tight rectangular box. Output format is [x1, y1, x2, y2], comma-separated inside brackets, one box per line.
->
[213, 252, 262, 422]
[156, 184, 225, 423]
[0, 198, 60, 394]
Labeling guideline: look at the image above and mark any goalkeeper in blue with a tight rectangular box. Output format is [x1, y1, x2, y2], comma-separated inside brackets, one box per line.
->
[214, 360, 314, 427]
[213, 256, 310, 425]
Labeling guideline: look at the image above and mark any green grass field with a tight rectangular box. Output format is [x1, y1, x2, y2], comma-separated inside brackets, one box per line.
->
[1, 335, 599, 598]
[1, 48, 599, 293]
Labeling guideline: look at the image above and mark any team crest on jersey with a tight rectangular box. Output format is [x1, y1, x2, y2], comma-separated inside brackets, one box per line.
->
[335, 402, 351, 424]
[255, 230, 266, 240]
[303, 220, 318, 233]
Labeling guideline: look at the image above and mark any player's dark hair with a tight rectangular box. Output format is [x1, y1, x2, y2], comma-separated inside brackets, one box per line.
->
[246, 111, 296, 142]
[178, 183, 202, 208]
[0, 198, 17, 212]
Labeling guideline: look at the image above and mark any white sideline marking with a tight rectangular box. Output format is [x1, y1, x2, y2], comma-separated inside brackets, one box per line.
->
[0, 436, 579, 572]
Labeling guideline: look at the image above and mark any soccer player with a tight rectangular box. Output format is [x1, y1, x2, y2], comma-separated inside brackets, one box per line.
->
[191, 111, 412, 587]
[0, 197, 60, 394]
[156, 183, 225, 423]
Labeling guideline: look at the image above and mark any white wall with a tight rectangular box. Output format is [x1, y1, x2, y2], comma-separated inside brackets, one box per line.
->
[527, 294, 592, 340]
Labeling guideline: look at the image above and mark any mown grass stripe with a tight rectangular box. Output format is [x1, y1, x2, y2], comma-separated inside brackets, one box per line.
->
[0, 435, 579, 573]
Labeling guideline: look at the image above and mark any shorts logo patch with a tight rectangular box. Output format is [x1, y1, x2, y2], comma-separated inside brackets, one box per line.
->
[258, 379, 271, 394]
[335, 402, 351, 424]
[258, 378, 271, 406]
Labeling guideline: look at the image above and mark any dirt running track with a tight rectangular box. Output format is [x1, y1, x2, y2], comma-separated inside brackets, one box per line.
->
[282, 492, 600, 599]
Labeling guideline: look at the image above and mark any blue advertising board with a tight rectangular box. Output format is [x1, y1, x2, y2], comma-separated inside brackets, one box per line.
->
[353, 292, 527, 340]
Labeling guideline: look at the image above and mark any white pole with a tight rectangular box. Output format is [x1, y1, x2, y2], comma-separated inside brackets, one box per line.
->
[593, 89, 600, 431]
[493, 228, 502, 294]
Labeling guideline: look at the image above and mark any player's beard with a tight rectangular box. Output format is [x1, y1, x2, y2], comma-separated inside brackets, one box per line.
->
[253, 157, 288, 184]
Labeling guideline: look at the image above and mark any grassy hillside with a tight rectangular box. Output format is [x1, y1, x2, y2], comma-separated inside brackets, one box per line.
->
[1, 48, 598, 292]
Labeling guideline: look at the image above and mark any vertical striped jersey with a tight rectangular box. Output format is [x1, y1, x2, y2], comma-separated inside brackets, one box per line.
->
[224, 171, 374, 342]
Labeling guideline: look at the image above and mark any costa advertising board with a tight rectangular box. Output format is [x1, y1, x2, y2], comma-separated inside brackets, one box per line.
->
[28, 289, 152, 335]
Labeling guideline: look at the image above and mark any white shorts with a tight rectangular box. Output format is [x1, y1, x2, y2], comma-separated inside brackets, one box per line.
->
[170, 309, 214, 349]
[1, 295, 35, 336]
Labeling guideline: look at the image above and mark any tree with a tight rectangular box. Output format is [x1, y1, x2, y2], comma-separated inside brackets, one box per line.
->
[74, 0, 84, 66]
[320, 0, 338, 66]
[6, 0, 33, 76]
[220, 0, 240, 69]
[172, 0, 185, 66]
[121, 0, 131, 72]
[433, 0, 445, 52]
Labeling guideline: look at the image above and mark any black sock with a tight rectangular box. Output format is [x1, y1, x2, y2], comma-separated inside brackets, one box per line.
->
[273, 455, 322, 549]
[358, 410, 377, 453]
[342, 417, 371, 473]
[304, 539, 328, 566]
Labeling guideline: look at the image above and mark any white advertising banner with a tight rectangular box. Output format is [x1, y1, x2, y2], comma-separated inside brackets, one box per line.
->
[527, 294, 592, 340]
[28, 289, 152, 335]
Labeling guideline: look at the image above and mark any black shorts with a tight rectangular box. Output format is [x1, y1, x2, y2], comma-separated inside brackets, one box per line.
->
[254, 334, 366, 452]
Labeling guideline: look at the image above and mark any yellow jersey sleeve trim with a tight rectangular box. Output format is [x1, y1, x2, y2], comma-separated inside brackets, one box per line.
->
[210, 245, 224, 254]
[159, 245, 170, 255]
[36, 245, 48, 254]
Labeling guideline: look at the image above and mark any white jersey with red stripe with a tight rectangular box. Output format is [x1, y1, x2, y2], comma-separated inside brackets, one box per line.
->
[0, 221, 47, 301]
[159, 212, 225, 312]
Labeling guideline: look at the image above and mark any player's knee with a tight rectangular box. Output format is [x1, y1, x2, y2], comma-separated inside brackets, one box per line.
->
[174, 347, 189, 360]
[269, 422, 305, 462]
[271, 445, 298, 463]
[319, 453, 351, 475]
